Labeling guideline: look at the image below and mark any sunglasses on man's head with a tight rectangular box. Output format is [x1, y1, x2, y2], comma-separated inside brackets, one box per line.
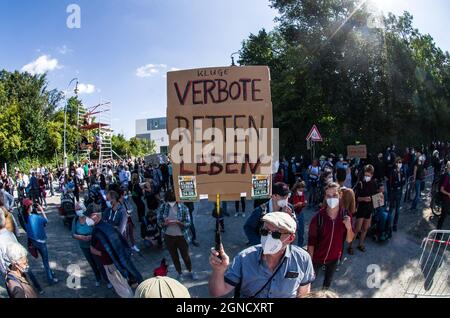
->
[260, 228, 289, 240]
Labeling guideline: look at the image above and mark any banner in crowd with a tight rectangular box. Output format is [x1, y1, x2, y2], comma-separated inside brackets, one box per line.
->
[347, 145, 367, 159]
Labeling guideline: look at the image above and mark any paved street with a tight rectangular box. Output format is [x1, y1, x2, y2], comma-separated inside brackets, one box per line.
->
[0, 186, 445, 298]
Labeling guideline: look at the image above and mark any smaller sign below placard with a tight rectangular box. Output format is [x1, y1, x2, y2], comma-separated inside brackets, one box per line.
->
[372, 193, 385, 209]
[178, 176, 198, 201]
[251, 175, 271, 199]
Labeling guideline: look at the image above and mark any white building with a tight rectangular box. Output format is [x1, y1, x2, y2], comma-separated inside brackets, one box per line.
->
[135, 117, 169, 154]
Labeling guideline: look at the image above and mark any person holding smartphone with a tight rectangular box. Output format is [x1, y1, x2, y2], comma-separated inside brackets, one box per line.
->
[156, 190, 198, 281]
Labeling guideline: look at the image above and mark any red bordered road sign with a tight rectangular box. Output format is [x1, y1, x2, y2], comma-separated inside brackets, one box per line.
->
[306, 125, 322, 142]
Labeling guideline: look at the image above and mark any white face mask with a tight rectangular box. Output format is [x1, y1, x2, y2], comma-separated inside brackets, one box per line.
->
[106, 201, 112, 208]
[76, 210, 84, 217]
[168, 202, 176, 208]
[397, 163, 402, 169]
[261, 234, 284, 255]
[364, 176, 372, 182]
[85, 217, 95, 227]
[297, 191, 303, 196]
[327, 198, 339, 209]
[277, 199, 288, 209]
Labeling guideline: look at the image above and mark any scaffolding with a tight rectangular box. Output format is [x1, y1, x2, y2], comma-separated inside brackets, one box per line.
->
[78, 99, 113, 166]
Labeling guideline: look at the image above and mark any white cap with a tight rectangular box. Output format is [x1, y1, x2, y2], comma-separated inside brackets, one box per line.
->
[262, 212, 297, 234]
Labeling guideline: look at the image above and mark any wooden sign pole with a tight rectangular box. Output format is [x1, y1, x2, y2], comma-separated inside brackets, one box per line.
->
[215, 194, 222, 259]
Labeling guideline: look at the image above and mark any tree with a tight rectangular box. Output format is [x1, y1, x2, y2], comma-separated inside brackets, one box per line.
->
[238, 0, 450, 158]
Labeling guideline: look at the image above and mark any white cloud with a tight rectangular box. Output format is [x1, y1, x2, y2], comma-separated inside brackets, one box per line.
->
[57, 45, 72, 55]
[136, 63, 167, 77]
[170, 67, 180, 71]
[21, 55, 61, 75]
[77, 83, 96, 94]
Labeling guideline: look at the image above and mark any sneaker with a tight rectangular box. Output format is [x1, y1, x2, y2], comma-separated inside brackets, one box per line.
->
[176, 273, 183, 281]
[190, 272, 199, 280]
[192, 240, 200, 247]
[95, 281, 100, 287]
[107, 283, 113, 289]
[132, 245, 140, 252]
[49, 277, 59, 284]
[38, 289, 45, 295]
[242, 213, 246, 218]
[234, 213, 239, 217]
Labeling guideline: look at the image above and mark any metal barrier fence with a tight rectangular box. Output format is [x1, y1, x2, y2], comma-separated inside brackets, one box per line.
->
[405, 230, 450, 298]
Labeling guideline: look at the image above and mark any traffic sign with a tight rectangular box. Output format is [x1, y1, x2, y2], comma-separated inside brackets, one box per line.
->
[306, 125, 322, 142]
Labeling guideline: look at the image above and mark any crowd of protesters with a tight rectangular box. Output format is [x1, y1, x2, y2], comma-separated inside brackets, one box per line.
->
[0, 140, 449, 298]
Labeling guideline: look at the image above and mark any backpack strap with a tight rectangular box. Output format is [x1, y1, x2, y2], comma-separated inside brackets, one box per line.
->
[316, 213, 323, 247]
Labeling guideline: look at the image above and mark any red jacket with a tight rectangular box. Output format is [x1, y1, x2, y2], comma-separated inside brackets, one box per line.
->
[308, 208, 351, 264]
[289, 192, 306, 214]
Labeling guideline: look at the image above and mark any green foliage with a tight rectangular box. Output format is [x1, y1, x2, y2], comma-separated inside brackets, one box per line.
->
[239, 0, 450, 157]
[112, 134, 156, 158]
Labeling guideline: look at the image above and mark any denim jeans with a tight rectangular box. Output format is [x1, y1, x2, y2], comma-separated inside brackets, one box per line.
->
[296, 212, 305, 247]
[390, 189, 402, 227]
[30, 240, 55, 283]
[412, 180, 422, 209]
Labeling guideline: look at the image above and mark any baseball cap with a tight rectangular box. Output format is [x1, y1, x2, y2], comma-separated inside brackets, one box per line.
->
[23, 198, 33, 208]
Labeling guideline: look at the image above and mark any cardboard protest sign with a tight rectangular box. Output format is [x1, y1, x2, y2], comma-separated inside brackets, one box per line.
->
[372, 193, 384, 209]
[167, 66, 273, 201]
[347, 145, 367, 159]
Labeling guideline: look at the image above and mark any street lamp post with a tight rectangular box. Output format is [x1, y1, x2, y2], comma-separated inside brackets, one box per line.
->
[64, 78, 79, 172]
[230, 51, 239, 66]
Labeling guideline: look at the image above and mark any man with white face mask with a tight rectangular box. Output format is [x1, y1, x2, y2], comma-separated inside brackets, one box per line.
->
[244, 182, 295, 246]
[209, 212, 315, 298]
[308, 183, 354, 289]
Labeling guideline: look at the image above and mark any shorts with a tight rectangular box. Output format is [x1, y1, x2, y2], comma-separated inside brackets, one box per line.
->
[356, 207, 373, 220]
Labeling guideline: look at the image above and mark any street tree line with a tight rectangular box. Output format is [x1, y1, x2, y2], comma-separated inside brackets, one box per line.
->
[0, 70, 155, 171]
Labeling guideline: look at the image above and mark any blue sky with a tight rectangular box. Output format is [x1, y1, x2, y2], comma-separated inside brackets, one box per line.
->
[0, 0, 449, 138]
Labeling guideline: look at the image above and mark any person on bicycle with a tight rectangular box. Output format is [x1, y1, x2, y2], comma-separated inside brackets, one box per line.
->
[388, 158, 406, 233]
[431, 150, 442, 182]
[307, 159, 321, 208]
